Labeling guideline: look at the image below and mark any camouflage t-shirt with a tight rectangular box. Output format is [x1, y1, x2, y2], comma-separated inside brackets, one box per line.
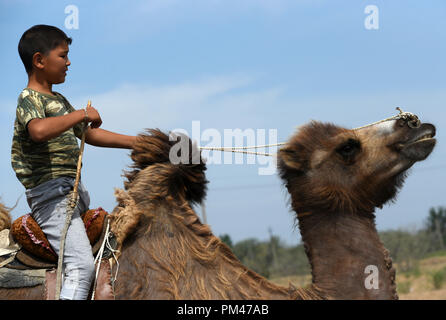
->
[11, 88, 85, 189]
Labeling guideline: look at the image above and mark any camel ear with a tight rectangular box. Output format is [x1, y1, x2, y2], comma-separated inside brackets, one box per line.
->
[278, 146, 307, 172]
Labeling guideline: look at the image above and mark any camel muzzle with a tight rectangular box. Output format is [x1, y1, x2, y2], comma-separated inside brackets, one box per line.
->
[401, 123, 436, 161]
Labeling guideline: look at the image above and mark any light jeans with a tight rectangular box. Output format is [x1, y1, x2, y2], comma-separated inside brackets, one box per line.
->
[25, 176, 95, 300]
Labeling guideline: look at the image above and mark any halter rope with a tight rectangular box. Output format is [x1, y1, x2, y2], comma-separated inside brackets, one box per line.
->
[90, 219, 120, 300]
[198, 107, 420, 157]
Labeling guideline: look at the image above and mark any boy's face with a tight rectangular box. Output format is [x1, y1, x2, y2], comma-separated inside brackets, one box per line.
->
[34, 41, 71, 84]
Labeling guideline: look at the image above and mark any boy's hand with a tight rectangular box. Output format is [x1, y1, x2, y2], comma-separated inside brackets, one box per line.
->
[86, 104, 102, 129]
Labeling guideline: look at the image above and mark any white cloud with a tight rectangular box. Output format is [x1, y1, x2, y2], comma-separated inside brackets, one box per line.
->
[69, 74, 283, 135]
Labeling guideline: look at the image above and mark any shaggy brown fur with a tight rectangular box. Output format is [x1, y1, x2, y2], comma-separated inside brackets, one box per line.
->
[0, 199, 12, 231]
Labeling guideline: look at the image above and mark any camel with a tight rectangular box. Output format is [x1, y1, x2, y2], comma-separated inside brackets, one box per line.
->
[0, 113, 436, 299]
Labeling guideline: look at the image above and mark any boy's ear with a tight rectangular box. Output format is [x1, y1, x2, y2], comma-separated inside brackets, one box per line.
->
[32, 52, 45, 71]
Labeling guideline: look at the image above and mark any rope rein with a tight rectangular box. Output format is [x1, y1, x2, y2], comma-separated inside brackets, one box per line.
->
[91, 219, 120, 300]
[352, 107, 420, 130]
[55, 100, 90, 300]
[198, 108, 420, 157]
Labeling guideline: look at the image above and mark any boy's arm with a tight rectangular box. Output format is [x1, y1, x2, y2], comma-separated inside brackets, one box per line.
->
[28, 109, 86, 142]
[27, 104, 102, 142]
[85, 127, 136, 149]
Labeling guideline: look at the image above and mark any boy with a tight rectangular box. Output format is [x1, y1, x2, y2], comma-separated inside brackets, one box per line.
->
[12, 25, 136, 300]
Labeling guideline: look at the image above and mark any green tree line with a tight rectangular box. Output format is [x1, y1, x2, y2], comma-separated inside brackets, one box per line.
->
[219, 206, 446, 279]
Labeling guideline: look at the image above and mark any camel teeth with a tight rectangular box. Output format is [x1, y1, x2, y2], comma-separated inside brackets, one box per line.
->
[417, 134, 432, 141]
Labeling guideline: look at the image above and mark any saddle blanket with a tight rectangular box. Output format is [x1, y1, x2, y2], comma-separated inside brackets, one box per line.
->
[0, 229, 21, 257]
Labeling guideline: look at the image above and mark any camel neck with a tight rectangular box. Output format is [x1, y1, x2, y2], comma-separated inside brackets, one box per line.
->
[298, 210, 398, 299]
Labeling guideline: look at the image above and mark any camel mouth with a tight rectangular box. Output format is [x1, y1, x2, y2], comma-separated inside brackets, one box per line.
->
[407, 127, 436, 146]
[401, 125, 436, 161]
[408, 134, 436, 146]
[418, 134, 434, 141]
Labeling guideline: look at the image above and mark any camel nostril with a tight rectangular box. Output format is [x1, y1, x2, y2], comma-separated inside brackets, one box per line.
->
[408, 120, 421, 129]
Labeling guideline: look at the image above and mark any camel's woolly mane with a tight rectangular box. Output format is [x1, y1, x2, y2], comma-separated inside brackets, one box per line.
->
[0, 200, 12, 231]
[124, 129, 208, 206]
[110, 128, 211, 251]
[109, 188, 144, 247]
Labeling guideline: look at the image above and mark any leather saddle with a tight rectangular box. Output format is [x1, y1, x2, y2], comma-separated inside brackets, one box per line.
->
[9, 207, 110, 269]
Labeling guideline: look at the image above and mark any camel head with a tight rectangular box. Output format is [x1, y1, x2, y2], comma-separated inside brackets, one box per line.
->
[277, 112, 436, 216]
[124, 129, 208, 205]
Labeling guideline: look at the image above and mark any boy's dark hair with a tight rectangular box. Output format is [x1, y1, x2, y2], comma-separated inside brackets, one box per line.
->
[18, 25, 72, 74]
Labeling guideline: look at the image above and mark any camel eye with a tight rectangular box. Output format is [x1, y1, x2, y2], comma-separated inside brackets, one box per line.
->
[336, 139, 361, 160]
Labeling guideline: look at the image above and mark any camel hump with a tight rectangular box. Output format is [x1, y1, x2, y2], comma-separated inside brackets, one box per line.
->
[126, 129, 208, 204]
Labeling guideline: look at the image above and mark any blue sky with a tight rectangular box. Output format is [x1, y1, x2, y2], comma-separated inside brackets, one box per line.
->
[0, 0, 445, 245]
